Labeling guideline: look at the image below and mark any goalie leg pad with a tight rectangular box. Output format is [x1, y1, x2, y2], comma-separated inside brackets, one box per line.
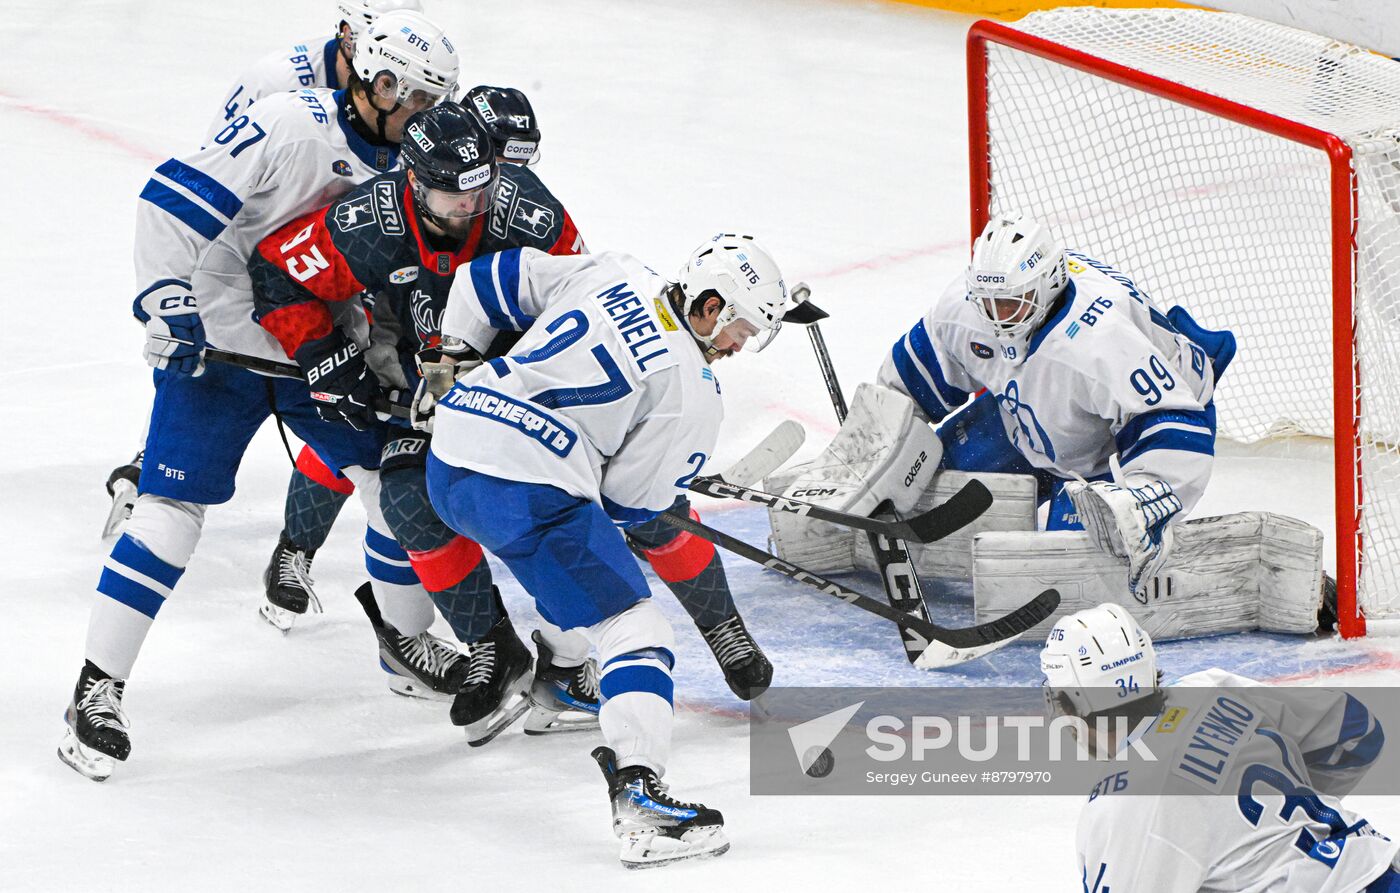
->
[973, 512, 1324, 640]
[853, 469, 1038, 580]
[766, 383, 942, 573]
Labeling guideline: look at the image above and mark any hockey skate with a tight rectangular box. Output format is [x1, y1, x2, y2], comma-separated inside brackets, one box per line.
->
[57, 661, 131, 783]
[524, 630, 600, 736]
[101, 452, 142, 539]
[450, 614, 533, 746]
[352, 583, 470, 699]
[700, 613, 773, 701]
[259, 533, 323, 632]
[592, 746, 729, 869]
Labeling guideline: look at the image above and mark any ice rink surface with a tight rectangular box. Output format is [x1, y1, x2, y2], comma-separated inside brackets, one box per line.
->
[3, 0, 1399, 889]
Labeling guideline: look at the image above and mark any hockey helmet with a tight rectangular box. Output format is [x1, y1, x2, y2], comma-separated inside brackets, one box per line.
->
[1040, 603, 1161, 720]
[465, 86, 542, 165]
[677, 234, 791, 353]
[351, 10, 459, 109]
[965, 213, 1068, 365]
[402, 103, 499, 223]
[335, 0, 423, 48]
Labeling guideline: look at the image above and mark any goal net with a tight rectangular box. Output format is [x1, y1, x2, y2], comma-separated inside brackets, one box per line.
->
[968, 8, 1400, 636]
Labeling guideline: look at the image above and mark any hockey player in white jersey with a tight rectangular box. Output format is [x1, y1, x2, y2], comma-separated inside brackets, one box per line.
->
[775, 214, 1235, 598]
[422, 234, 803, 867]
[1042, 603, 1400, 892]
[59, 11, 462, 783]
[103, 0, 423, 540]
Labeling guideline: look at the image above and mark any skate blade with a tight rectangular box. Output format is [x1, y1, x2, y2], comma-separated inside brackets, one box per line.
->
[465, 671, 533, 747]
[101, 480, 138, 539]
[523, 702, 600, 735]
[57, 729, 116, 782]
[258, 602, 297, 633]
[619, 827, 730, 869]
[384, 663, 455, 702]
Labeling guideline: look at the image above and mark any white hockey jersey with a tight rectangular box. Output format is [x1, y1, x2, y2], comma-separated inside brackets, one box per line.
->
[203, 37, 340, 146]
[134, 87, 398, 365]
[433, 249, 722, 523]
[1078, 669, 1398, 892]
[878, 252, 1220, 515]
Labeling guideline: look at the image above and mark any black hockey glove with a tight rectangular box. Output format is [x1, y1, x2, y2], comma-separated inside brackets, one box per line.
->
[295, 331, 380, 431]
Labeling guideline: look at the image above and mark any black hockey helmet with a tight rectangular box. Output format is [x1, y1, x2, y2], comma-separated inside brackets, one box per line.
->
[401, 102, 499, 224]
[464, 85, 541, 164]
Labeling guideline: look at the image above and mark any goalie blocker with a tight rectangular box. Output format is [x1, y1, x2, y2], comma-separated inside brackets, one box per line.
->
[769, 384, 1332, 640]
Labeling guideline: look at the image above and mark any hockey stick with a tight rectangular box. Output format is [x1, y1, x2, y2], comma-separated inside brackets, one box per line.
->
[790, 286, 937, 663]
[658, 510, 1059, 668]
[202, 348, 414, 420]
[687, 474, 991, 545]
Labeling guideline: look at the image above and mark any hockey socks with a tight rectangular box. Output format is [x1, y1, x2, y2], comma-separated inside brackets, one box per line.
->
[283, 464, 352, 552]
[88, 532, 187, 679]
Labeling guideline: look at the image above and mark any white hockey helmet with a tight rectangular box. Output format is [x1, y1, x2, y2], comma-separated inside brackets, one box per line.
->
[352, 10, 459, 107]
[1040, 603, 1161, 719]
[965, 213, 1068, 365]
[335, 0, 424, 48]
[676, 234, 790, 352]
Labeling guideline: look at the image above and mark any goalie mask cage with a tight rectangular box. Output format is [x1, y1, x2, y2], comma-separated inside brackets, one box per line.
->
[968, 8, 1400, 638]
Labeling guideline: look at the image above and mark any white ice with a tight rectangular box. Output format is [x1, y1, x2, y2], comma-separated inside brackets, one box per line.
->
[3, 1, 1399, 890]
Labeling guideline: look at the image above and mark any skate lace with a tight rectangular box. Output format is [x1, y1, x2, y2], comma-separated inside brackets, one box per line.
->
[465, 641, 496, 685]
[574, 660, 600, 701]
[79, 677, 128, 732]
[702, 615, 755, 667]
[400, 632, 464, 676]
[277, 546, 316, 593]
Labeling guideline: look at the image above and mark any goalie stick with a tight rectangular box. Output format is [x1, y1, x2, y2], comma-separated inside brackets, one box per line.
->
[658, 510, 1059, 667]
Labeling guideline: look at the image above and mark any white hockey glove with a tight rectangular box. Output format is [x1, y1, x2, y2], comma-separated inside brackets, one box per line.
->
[1066, 477, 1182, 595]
[134, 283, 205, 376]
[411, 336, 483, 432]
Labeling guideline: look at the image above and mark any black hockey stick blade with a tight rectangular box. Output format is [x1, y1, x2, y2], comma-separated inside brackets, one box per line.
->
[658, 511, 1060, 666]
[903, 478, 994, 542]
[686, 476, 991, 544]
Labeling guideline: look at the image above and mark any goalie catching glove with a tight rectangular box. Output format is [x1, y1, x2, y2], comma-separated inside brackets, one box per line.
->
[1066, 474, 1182, 595]
[295, 330, 380, 431]
[410, 336, 483, 433]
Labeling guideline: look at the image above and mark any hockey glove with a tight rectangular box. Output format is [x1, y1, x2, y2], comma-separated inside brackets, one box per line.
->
[295, 331, 380, 431]
[134, 283, 205, 376]
[1066, 477, 1182, 595]
[410, 336, 483, 432]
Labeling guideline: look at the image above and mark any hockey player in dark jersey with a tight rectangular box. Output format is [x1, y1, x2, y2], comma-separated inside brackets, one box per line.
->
[250, 103, 593, 742]
[256, 83, 545, 635]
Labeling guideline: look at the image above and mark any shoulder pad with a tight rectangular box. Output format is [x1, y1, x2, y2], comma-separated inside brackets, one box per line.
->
[484, 166, 566, 246]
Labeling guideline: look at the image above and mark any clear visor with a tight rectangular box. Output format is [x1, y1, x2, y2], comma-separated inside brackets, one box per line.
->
[712, 306, 779, 353]
[372, 70, 454, 112]
[418, 178, 496, 220]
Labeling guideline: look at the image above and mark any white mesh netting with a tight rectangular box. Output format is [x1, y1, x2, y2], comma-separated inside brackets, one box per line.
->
[978, 8, 1400, 625]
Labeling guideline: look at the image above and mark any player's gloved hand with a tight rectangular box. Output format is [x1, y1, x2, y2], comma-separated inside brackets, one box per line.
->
[295, 330, 380, 431]
[410, 336, 484, 432]
[133, 284, 206, 376]
[1066, 476, 1182, 594]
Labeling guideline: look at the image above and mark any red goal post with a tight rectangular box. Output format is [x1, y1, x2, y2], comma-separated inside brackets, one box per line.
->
[965, 8, 1400, 638]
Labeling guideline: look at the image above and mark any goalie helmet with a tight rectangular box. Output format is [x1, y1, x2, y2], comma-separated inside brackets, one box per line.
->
[401, 103, 498, 224]
[352, 10, 459, 107]
[335, 0, 423, 48]
[965, 213, 1068, 365]
[1040, 603, 1161, 719]
[465, 86, 542, 165]
[676, 234, 789, 353]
